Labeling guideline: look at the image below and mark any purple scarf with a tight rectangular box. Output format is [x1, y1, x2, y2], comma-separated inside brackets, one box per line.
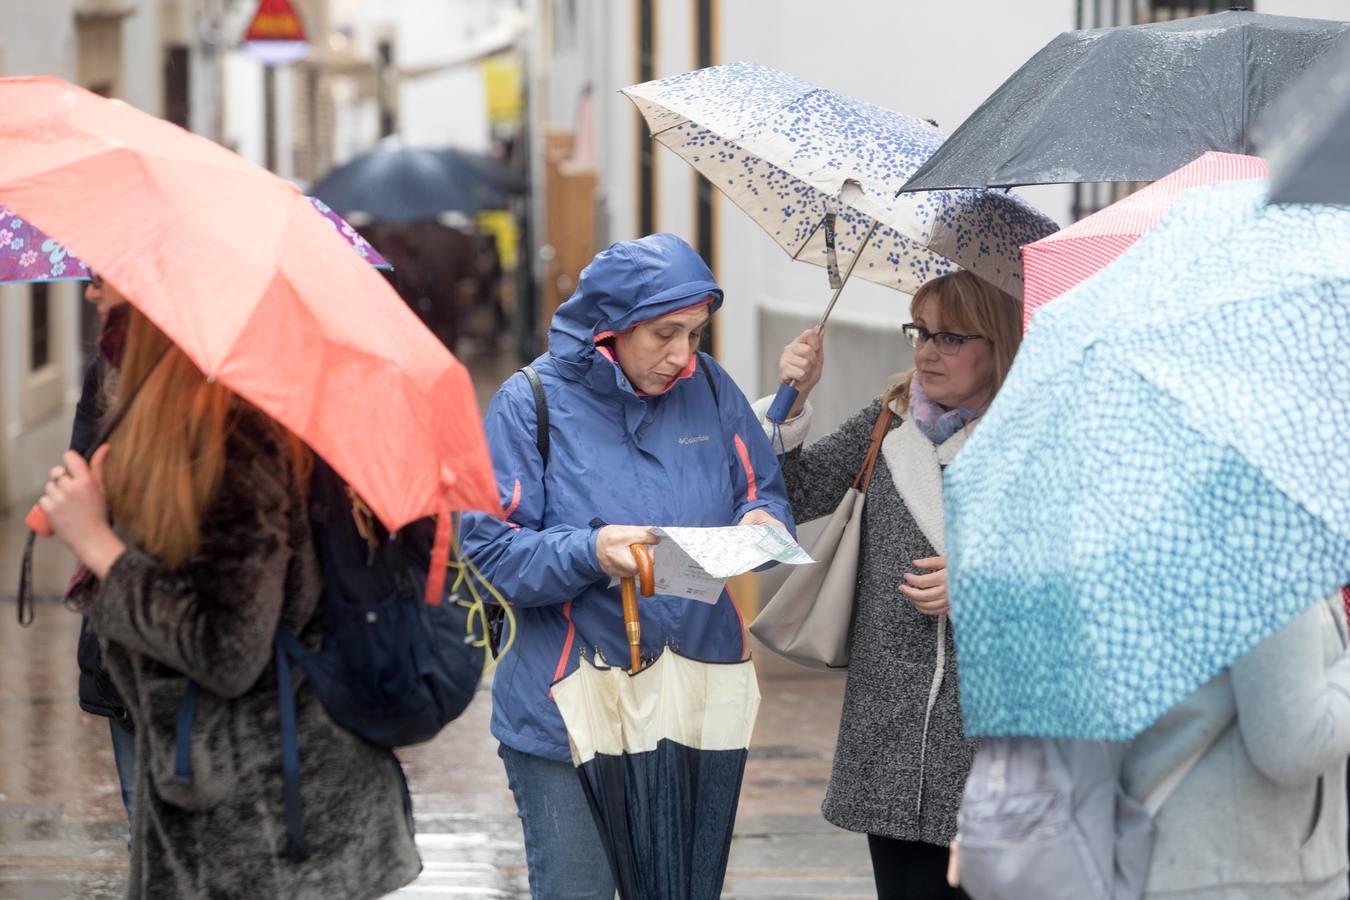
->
[908, 376, 978, 444]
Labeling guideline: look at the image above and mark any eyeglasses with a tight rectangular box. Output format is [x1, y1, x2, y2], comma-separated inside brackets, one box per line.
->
[902, 323, 988, 356]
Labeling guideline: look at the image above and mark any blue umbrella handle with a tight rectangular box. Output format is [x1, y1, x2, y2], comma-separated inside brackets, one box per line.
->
[766, 383, 800, 424]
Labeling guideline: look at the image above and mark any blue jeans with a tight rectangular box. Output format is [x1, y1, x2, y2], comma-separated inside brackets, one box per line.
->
[109, 717, 135, 847]
[498, 744, 616, 900]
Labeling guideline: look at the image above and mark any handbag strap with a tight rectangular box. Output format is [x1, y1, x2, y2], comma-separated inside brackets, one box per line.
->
[850, 406, 894, 494]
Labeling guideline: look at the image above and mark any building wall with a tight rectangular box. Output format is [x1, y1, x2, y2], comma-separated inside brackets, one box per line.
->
[0, 2, 80, 514]
[0, 0, 171, 513]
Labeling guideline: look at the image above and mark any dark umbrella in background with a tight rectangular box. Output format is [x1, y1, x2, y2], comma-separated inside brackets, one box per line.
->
[552, 545, 760, 900]
[900, 10, 1350, 192]
[310, 140, 524, 221]
[1255, 32, 1350, 205]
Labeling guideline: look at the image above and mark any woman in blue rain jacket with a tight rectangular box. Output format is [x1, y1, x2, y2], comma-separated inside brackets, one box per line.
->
[461, 232, 793, 899]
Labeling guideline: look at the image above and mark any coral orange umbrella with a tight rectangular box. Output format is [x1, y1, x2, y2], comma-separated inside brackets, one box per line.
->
[0, 76, 502, 604]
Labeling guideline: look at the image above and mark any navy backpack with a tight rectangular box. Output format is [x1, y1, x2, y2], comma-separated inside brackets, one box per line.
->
[277, 456, 484, 747]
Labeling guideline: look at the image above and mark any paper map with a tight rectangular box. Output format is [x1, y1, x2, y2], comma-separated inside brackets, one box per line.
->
[641, 524, 814, 605]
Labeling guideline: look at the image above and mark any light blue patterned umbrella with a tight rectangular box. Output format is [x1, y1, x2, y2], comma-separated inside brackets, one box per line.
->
[623, 62, 1057, 419]
[945, 180, 1350, 741]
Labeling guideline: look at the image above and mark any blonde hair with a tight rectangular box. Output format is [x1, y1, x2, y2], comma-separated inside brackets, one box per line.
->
[103, 307, 309, 568]
[883, 270, 1023, 411]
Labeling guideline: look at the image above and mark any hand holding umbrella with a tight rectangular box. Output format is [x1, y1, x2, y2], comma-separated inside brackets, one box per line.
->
[775, 329, 824, 421]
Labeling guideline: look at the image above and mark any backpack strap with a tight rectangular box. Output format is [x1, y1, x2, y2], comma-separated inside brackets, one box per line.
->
[171, 682, 200, 784]
[274, 635, 309, 862]
[696, 353, 719, 409]
[520, 365, 548, 466]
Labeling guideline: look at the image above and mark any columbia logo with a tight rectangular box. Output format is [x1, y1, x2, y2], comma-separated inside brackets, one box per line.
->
[678, 435, 710, 445]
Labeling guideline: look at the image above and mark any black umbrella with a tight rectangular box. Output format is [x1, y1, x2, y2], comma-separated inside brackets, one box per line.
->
[901, 10, 1350, 191]
[551, 546, 760, 900]
[311, 142, 524, 221]
[1256, 33, 1350, 204]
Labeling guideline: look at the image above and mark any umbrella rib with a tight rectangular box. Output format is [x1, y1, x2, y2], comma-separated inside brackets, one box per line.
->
[789, 213, 828, 262]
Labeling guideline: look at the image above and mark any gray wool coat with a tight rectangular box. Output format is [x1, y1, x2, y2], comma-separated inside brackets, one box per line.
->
[72, 410, 421, 900]
[755, 395, 977, 847]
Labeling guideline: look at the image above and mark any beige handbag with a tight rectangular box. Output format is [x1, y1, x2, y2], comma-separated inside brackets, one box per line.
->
[749, 407, 892, 670]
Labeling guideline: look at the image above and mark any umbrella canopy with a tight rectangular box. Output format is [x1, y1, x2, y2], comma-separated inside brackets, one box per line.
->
[310, 142, 524, 222]
[0, 195, 390, 283]
[902, 10, 1349, 191]
[624, 61, 1057, 299]
[1255, 33, 1350, 205]
[552, 648, 760, 900]
[944, 180, 1350, 741]
[0, 77, 501, 594]
[1021, 152, 1267, 329]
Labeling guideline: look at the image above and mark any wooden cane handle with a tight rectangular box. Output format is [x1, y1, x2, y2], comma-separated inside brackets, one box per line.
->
[630, 543, 654, 597]
[621, 544, 655, 672]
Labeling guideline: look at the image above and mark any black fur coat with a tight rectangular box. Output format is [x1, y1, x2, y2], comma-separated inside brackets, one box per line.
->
[73, 411, 422, 899]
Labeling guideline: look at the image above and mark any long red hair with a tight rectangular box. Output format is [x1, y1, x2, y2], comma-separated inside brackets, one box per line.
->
[103, 307, 309, 568]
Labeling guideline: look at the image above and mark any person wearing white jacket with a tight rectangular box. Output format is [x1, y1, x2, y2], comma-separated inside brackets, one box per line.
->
[1121, 593, 1350, 900]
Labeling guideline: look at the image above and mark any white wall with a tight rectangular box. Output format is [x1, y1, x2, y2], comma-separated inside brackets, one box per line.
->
[0, 1, 78, 76]
[120, 0, 162, 115]
[1264, 0, 1350, 19]
[327, 0, 514, 158]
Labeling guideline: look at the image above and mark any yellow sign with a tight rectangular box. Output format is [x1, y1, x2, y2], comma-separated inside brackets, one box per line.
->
[481, 54, 522, 125]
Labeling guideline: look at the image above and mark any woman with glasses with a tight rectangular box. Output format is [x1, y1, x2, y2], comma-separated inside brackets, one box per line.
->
[754, 269, 1021, 900]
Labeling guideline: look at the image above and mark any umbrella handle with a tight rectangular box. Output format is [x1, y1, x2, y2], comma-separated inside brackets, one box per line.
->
[767, 218, 882, 425]
[25, 505, 54, 538]
[621, 544, 655, 672]
[765, 383, 800, 424]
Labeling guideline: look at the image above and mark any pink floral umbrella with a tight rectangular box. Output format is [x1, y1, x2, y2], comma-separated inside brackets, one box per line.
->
[0, 195, 389, 283]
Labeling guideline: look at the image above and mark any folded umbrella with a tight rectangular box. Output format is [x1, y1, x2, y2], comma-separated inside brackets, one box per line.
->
[0, 76, 501, 605]
[1255, 33, 1350, 205]
[944, 180, 1350, 740]
[552, 544, 760, 900]
[0, 195, 390, 283]
[1021, 152, 1267, 329]
[624, 61, 1056, 419]
[902, 10, 1349, 191]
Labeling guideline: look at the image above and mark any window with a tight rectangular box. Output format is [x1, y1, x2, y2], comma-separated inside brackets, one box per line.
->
[30, 282, 50, 371]
[164, 45, 190, 128]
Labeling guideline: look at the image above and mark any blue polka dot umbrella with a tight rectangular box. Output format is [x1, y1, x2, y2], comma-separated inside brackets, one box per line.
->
[626, 62, 1055, 296]
[945, 180, 1350, 741]
[623, 62, 1057, 420]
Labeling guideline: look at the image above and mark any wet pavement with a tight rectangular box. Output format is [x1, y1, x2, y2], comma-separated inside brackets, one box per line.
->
[0, 348, 875, 898]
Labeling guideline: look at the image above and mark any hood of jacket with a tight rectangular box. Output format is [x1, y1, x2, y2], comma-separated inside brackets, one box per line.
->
[547, 233, 723, 392]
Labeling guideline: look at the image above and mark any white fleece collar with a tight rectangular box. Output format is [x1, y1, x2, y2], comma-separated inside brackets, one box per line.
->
[880, 402, 975, 555]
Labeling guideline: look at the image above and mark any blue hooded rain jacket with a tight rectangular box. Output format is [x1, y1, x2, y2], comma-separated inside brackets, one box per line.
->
[461, 232, 795, 762]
